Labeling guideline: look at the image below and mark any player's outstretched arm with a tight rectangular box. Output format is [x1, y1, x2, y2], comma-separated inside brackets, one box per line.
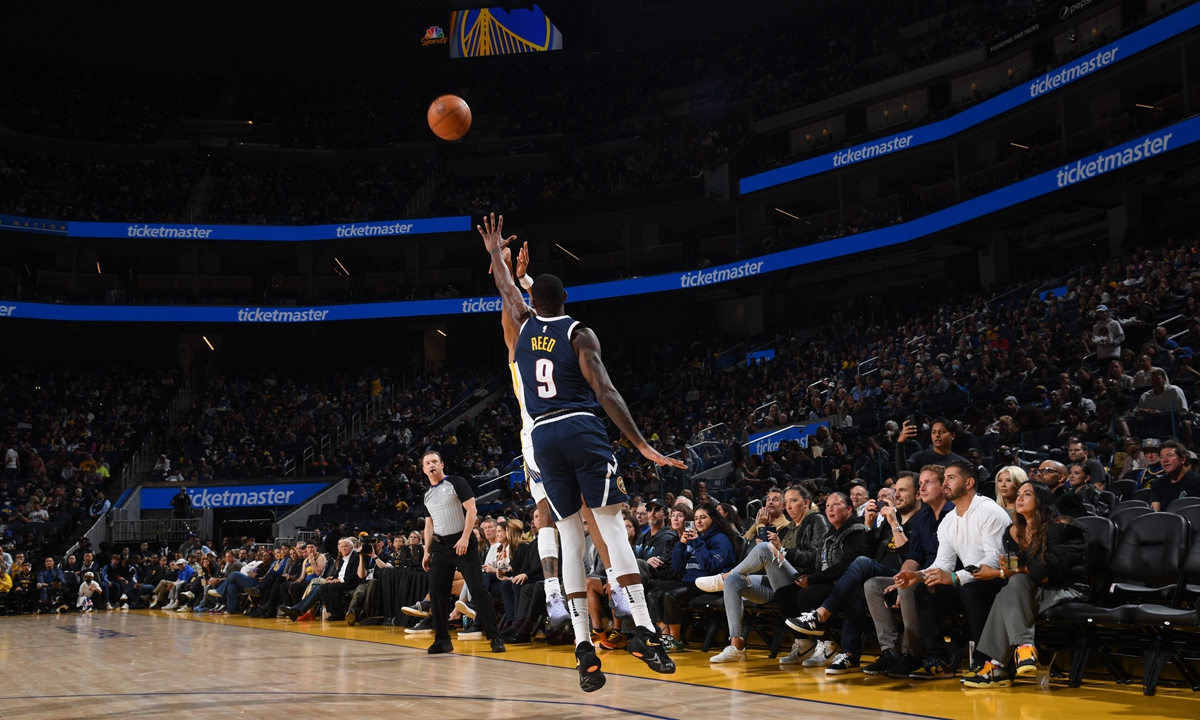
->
[478, 212, 530, 326]
[573, 326, 686, 469]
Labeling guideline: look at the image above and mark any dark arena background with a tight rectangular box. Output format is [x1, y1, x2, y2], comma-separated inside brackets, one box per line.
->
[2, 1, 1200, 717]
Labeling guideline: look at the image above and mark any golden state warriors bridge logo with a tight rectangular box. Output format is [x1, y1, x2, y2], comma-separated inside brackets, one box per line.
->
[450, 8, 563, 58]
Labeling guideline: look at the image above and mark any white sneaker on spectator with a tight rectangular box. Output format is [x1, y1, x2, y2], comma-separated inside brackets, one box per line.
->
[545, 591, 570, 628]
[181, 591, 195, 600]
[149, 597, 158, 608]
[176, 605, 190, 612]
[163, 601, 178, 610]
[120, 604, 129, 610]
[779, 637, 816, 665]
[802, 640, 839, 667]
[207, 589, 222, 598]
[105, 603, 114, 611]
[119, 594, 128, 602]
[694, 574, 725, 593]
[709, 645, 746, 663]
[454, 600, 476, 619]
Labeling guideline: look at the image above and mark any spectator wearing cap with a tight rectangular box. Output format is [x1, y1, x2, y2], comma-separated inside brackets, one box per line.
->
[633, 499, 678, 583]
[1093, 305, 1125, 361]
[1150, 440, 1200, 511]
[1129, 438, 1166, 489]
[1174, 347, 1200, 382]
[77, 571, 102, 612]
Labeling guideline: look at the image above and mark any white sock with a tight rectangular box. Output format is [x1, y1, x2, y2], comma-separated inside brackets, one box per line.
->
[545, 576, 562, 597]
[623, 583, 654, 630]
[568, 596, 591, 646]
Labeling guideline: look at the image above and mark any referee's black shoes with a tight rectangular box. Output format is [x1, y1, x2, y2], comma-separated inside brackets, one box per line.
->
[427, 640, 454, 654]
[575, 641, 606, 693]
[490, 636, 506, 653]
[627, 627, 676, 674]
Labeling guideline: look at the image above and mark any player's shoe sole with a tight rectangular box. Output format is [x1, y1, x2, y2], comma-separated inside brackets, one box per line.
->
[575, 642, 606, 693]
[628, 629, 676, 674]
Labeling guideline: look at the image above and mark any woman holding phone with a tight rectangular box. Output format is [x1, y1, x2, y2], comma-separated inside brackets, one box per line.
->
[644, 504, 736, 651]
[962, 482, 1087, 688]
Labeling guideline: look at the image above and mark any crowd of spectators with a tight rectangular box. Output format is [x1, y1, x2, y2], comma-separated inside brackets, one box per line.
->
[0, 151, 199, 222]
[206, 159, 432, 225]
[0, 368, 179, 567]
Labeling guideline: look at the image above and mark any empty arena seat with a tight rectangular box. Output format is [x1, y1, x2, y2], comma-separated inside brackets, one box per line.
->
[1107, 479, 1137, 502]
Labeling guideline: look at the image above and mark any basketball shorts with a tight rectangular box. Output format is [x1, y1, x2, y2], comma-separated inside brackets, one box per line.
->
[530, 412, 628, 521]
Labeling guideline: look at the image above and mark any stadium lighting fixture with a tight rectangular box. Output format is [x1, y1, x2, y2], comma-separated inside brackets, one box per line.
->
[555, 243, 580, 261]
[1010, 142, 1029, 149]
[1135, 103, 1159, 110]
[202, 336, 215, 350]
[437, 329, 447, 337]
[335, 257, 350, 275]
[775, 208, 800, 220]
[96, 261, 102, 274]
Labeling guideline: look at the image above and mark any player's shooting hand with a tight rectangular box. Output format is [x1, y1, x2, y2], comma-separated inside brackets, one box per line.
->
[477, 212, 517, 254]
[639, 443, 686, 469]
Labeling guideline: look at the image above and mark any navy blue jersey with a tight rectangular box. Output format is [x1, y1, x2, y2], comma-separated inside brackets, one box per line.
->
[514, 314, 600, 418]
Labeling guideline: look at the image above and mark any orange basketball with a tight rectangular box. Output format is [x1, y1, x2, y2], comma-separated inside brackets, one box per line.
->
[427, 95, 472, 141]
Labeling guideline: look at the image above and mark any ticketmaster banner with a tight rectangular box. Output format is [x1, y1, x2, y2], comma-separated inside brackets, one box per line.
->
[141, 482, 330, 509]
[68, 215, 471, 241]
[738, 3, 1200, 194]
[3, 116, 1199, 323]
[747, 421, 831, 457]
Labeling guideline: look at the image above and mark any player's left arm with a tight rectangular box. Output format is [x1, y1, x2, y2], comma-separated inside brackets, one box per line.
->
[479, 213, 531, 327]
[572, 326, 685, 469]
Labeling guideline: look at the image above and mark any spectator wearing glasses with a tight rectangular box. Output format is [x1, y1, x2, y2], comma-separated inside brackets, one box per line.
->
[963, 481, 1088, 688]
[890, 461, 1011, 680]
[1031, 460, 1088, 519]
[633, 499, 678, 583]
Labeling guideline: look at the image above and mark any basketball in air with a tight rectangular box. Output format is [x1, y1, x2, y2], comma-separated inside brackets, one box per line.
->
[427, 95, 472, 141]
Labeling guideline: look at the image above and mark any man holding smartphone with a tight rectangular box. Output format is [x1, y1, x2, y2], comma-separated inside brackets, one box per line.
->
[742, 488, 790, 544]
[895, 417, 967, 473]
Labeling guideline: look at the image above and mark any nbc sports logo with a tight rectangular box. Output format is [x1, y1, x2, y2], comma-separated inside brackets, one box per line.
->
[422, 26, 447, 46]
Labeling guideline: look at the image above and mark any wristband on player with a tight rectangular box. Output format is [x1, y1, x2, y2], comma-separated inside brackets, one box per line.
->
[519, 274, 534, 290]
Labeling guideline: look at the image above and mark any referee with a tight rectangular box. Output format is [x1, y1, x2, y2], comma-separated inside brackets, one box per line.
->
[420, 450, 505, 654]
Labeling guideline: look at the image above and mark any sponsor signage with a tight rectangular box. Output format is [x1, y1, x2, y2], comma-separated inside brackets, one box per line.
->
[141, 482, 330, 509]
[748, 421, 831, 456]
[739, 4, 1200, 194]
[989, 0, 1099, 56]
[3, 115, 1198, 323]
[0, 215, 470, 241]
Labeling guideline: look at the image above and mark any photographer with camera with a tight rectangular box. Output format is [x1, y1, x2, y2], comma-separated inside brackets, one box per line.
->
[345, 535, 391, 626]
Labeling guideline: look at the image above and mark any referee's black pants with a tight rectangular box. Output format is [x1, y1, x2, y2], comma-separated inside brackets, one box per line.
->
[429, 535, 498, 643]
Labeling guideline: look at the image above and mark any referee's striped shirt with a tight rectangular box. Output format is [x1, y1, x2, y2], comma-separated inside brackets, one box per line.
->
[424, 475, 474, 537]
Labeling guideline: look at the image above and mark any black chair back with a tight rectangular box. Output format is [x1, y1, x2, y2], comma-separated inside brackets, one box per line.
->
[1113, 499, 1150, 512]
[1131, 487, 1155, 504]
[1110, 512, 1190, 590]
[1108, 478, 1137, 501]
[1110, 505, 1155, 530]
[1168, 496, 1200, 512]
[1075, 516, 1117, 597]
[1096, 490, 1118, 517]
[1176, 505, 1200, 532]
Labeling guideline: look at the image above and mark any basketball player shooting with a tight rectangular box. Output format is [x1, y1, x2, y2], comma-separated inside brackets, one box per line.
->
[489, 239, 635, 633]
[480, 213, 685, 692]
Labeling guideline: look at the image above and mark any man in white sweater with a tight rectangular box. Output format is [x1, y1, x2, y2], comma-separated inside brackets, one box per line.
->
[77, 571, 103, 612]
[891, 460, 1011, 680]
